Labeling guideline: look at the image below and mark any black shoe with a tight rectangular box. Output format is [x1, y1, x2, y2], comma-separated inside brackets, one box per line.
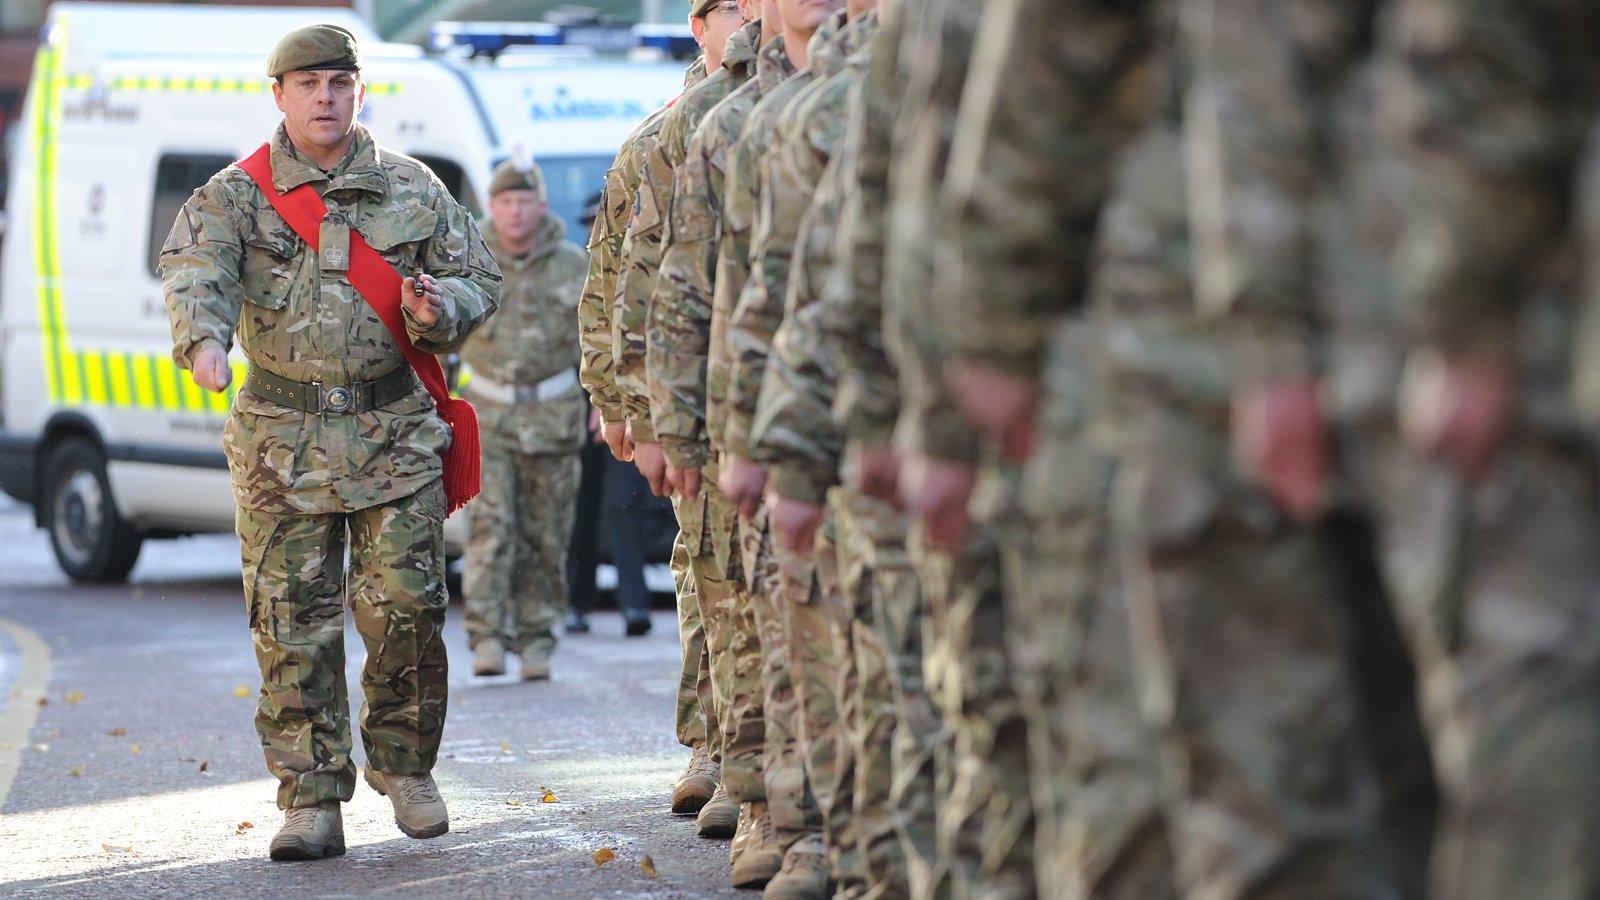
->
[564, 612, 590, 634]
[624, 613, 652, 637]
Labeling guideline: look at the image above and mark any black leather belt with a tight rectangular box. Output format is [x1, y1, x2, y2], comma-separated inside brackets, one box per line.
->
[244, 366, 417, 414]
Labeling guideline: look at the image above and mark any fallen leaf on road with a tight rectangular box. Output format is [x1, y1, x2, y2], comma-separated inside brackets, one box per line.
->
[130, 744, 141, 755]
[31, 743, 49, 753]
[500, 742, 511, 754]
[236, 821, 254, 835]
[101, 844, 133, 855]
[108, 728, 128, 737]
[641, 855, 658, 879]
[233, 685, 251, 698]
[67, 766, 83, 777]
[505, 798, 523, 808]
[541, 789, 558, 803]
[199, 761, 209, 773]
[65, 691, 83, 705]
[593, 848, 616, 868]
[36, 697, 47, 707]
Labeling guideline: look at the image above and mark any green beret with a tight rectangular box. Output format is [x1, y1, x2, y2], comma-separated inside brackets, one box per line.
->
[489, 159, 547, 200]
[267, 24, 362, 78]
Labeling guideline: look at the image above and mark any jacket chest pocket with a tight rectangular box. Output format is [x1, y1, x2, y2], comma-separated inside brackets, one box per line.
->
[240, 209, 301, 310]
[356, 206, 440, 272]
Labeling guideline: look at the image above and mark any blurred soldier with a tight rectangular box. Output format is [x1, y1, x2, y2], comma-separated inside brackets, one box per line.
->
[160, 25, 498, 860]
[461, 158, 588, 680]
[1375, 2, 1600, 895]
[746, 2, 912, 896]
[623, 3, 788, 884]
[577, 53, 721, 817]
[647, 2, 835, 895]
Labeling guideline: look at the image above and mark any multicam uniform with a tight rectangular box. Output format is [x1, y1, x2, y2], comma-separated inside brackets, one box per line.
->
[625, 21, 772, 824]
[161, 123, 499, 809]
[461, 215, 587, 667]
[746, 11, 928, 899]
[577, 59, 715, 761]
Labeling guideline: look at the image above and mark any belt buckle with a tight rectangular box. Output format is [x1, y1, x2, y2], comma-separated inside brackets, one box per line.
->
[322, 385, 353, 414]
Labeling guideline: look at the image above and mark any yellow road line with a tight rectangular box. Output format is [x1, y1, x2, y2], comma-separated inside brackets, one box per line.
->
[0, 617, 53, 811]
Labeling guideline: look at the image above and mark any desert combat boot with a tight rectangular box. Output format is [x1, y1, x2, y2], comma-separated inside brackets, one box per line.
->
[269, 801, 345, 861]
[473, 637, 507, 677]
[729, 800, 785, 888]
[365, 768, 450, 838]
[698, 782, 738, 838]
[673, 741, 720, 814]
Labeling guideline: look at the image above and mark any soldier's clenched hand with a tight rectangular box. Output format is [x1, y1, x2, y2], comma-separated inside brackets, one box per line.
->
[192, 345, 233, 393]
[634, 441, 673, 498]
[1232, 379, 1331, 522]
[770, 496, 824, 556]
[718, 456, 767, 520]
[402, 273, 444, 326]
[667, 465, 701, 502]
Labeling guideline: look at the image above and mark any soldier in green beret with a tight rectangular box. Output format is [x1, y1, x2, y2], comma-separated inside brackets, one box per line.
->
[159, 23, 500, 861]
[461, 157, 592, 680]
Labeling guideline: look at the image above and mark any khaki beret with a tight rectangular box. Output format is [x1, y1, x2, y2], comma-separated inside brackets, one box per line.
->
[267, 24, 362, 78]
[489, 159, 547, 200]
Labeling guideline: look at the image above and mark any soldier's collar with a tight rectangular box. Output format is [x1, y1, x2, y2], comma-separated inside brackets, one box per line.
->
[756, 35, 794, 92]
[268, 123, 388, 197]
[722, 18, 763, 73]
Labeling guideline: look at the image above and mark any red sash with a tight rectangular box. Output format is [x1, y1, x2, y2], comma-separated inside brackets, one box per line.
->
[238, 143, 480, 514]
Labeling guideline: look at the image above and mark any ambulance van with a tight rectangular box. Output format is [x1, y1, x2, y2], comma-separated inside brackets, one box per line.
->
[0, 3, 686, 581]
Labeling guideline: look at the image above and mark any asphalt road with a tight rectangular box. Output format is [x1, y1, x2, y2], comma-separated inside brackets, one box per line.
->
[0, 496, 738, 897]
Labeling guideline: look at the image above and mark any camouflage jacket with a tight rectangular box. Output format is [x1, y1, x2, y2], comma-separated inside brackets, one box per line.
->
[578, 57, 707, 424]
[722, 10, 853, 462]
[160, 123, 501, 514]
[701, 37, 799, 466]
[464, 215, 588, 454]
[612, 28, 761, 443]
[822, 9, 902, 451]
[648, 35, 793, 470]
[751, 11, 880, 504]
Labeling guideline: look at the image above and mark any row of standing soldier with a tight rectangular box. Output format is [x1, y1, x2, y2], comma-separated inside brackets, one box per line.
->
[585, 0, 1600, 898]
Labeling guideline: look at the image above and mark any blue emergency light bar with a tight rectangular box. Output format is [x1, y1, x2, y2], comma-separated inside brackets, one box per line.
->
[429, 21, 699, 60]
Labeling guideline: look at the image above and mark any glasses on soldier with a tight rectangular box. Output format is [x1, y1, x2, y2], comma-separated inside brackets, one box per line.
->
[702, 1, 742, 18]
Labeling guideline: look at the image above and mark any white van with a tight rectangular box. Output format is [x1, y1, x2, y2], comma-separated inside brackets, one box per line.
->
[0, 2, 685, 581]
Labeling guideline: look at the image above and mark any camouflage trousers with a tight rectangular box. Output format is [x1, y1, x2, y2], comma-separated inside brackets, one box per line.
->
[687, 475, 766, 802]
[773, 508, 859, 884]
[1113, 400, 1401, 897]
[237, 480, 449, 810]
[1347, 428, 1600, 900]
[742, 507, 823, 845]
[671, 531, 713, 753]
[463, 442, 579, 658]
[1016, 325, 1174, 900]
[834, 489, 941, 900]
[917, 467, 1036, 900]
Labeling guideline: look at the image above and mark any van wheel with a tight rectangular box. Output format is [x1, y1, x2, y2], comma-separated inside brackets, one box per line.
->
[44, 438, 142, 583]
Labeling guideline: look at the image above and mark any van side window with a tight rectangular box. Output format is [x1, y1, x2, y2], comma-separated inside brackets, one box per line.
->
[147, 154, 236, 277]
[412, 155, 479, 216]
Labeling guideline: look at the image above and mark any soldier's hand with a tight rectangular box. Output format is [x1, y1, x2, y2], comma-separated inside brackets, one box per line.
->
[667, 465, 702, 501]
[192, 346, 232, 393]
[588, 407, 604, 440]
[946, 363, 1039, 462]
[603, 421, 635, 461]
[770, 495, 825, 556]
[901, 453, 976, 554]
[845, 441, 902, 507]
[1232, 379, 1331, 523]
[1400, 350, 1514, 482]
[634, 442, 673, 498]
[719, 456, 768, 520]
[401, 274, 444, 326]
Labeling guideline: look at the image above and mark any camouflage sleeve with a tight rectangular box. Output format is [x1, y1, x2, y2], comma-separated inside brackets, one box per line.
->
[407, 182, 503, 353]
[936, 0, 1153, 378]
[579, 177, 629, 422]
[1183, 0, 1379, 385]
[752, 152, 850, 504]
[826, 42, 899, 447]
[158, 174, 248, 370]
[611, 148, 673, 443]
[648, 124, 724, 470]
[725, 107, 827, 461]
[1385, 0, 1595, 365]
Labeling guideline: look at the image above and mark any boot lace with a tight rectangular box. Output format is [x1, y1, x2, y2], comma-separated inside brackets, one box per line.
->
[284, 807, 321, 828]
[396, 776, 440, 804]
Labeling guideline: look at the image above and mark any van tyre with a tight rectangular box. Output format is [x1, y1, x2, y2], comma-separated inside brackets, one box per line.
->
[44, 438, 142, 583]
